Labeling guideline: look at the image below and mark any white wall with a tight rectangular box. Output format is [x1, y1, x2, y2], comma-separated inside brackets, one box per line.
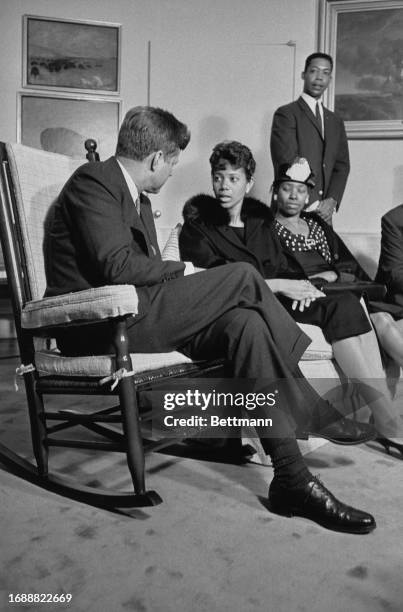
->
[335, 139, 403, 234]
[0, 0, 317, 229]
[2, 0, 399, 234]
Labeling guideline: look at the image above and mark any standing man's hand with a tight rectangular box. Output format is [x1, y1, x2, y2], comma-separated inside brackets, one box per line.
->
[316, 197, 337, 224]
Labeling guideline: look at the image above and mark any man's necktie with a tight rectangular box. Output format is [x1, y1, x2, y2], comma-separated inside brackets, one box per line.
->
[315, 102, 323, 136]
[134, 196, 141, 215]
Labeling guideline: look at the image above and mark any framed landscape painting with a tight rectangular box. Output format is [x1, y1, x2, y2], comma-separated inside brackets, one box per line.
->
[23, 15, 121, 94]
[18, 93, 121, 159]
[319, 0, 403, 138]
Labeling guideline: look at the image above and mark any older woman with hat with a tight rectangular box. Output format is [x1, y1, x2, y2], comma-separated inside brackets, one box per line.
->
[180, 141, 403, 451]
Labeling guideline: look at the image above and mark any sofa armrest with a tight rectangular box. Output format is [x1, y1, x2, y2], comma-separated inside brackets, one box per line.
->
[21, 285, 138, 329]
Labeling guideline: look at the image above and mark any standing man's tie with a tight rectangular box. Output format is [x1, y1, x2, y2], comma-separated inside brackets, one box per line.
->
[315, 102, 323, 137]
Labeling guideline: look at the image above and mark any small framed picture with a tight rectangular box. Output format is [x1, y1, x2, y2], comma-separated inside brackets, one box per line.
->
[23, 15, 121, 94]
[18, 92, 121, 160]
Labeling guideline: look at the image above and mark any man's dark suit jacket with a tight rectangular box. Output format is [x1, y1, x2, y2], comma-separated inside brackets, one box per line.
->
[45, 156, 185, 312]
[376, 204, 403, 309]
[270, 97, 350, 208]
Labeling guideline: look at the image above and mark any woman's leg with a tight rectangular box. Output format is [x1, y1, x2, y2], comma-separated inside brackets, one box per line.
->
[278, 293, 401, 437]
[332, 330, 402, 437]
[370, 311, 403, 366]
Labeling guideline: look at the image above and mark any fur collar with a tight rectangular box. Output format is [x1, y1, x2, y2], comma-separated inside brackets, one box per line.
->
[182, 193, 274, 226]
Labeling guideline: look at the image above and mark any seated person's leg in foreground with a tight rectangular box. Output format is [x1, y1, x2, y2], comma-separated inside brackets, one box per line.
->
[127, 263, 376, 533]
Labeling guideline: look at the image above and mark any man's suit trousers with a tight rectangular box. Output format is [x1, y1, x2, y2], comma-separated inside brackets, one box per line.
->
[57, 262, 319, 438]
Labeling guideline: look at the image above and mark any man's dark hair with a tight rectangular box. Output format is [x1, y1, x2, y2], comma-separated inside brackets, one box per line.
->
[116, 106, 190, 160]
[304, 52, 333, 72]
[209, 141, 256, 181]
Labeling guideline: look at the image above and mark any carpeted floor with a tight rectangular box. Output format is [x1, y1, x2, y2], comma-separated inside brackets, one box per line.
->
[0, 352, 402, 612]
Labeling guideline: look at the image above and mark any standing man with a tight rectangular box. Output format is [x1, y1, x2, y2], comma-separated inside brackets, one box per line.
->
[270, 52, 350, 224]
[44, 106, 375, 534]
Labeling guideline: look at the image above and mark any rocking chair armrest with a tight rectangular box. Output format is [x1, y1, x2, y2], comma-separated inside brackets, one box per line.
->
[21, 285, 139, 329]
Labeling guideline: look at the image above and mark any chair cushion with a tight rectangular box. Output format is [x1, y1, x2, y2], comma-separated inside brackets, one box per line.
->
[35, 349, 193, 378]
[32, 323, 331, 381]
[34, 321, 332, 378]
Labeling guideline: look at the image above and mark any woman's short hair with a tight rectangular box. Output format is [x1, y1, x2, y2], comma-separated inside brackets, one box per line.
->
[209, 141, 256, 180]
[116, 106, 190, 160]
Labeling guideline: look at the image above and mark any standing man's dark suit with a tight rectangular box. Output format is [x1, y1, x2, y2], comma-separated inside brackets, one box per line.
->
[270, 53, 350, 224]
[270, 96, 350, 207]
[376, 204, 403, 310]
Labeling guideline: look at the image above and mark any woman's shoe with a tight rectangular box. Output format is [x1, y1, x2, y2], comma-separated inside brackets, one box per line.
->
[375, 437, 403, 459]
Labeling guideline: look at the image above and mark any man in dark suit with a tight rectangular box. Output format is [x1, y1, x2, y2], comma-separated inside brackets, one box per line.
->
[44, 106, 375, 534]
[270, 52, 350, 224]
[376, 204, 403, 311]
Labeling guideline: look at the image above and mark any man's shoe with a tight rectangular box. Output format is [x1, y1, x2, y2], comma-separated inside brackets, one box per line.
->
[306, 418, 376, 445]
[268, 476, 376, 534]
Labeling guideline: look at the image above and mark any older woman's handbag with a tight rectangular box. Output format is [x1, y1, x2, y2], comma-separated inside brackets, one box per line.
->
[311, 276, 387, 301]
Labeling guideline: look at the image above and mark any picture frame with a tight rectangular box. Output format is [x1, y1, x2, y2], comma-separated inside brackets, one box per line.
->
[319, 0, 403, 139]
[18, 92, 121, 160]
[23, 15, 121, 94]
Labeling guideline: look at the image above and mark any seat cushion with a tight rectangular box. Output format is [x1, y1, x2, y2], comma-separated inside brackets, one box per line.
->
[161, 223, 182, 261]
[35, 349, 193, 378]
[297, 323, 333, 360]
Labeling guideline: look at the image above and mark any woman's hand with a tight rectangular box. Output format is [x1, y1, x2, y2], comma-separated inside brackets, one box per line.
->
[309, 270, 338, 283]
[266, 278, 326, 312]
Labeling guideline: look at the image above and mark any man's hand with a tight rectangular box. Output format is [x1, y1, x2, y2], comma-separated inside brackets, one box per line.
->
[316, 197, 337, 224]
[266, 278, 326, 312]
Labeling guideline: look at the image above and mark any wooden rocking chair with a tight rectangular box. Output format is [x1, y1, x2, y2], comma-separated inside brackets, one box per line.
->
[0, 141, 225, 510]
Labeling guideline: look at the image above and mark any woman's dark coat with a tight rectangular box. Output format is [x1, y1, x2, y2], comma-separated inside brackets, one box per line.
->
[179, 193, 370, 282]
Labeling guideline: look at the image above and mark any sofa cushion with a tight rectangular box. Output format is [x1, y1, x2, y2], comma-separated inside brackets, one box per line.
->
[338, 232, 380, 280]
[298, 323, 333, 360]
[161, 223, 182, 261]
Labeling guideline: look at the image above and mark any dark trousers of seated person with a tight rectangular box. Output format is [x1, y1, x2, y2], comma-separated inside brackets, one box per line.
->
[56, 263, 334, 483]
[276, 291, 371, 343]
